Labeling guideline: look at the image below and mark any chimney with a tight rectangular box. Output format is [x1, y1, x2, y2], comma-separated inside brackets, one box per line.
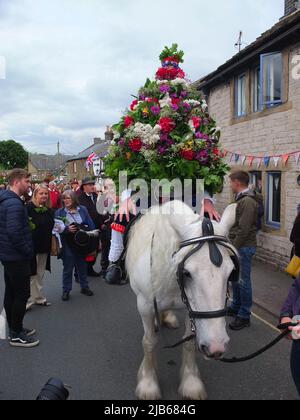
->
[93, 137, 102, 145]
[284, 0, 300, 16]
[104, 125, 114, 142]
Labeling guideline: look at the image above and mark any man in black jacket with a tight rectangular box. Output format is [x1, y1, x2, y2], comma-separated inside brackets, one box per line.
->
[0, 169, 39, 348]
[78, 178, 109, 277]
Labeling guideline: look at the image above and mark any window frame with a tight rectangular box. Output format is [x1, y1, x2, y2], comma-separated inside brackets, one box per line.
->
[260, 52, 283, 109]
[235, 73, 247, 117]
[266, 171, 281, 229]
[252, 66, 261, 113]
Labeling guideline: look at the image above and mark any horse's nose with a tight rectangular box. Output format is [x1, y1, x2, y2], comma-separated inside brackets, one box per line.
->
[201, 345, 225, 360]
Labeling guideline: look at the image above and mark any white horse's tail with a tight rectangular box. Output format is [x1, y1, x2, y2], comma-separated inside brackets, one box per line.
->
[0, 309, 7, 340]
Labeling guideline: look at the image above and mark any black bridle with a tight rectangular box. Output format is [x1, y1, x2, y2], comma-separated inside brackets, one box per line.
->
[176, 218, 240, 331]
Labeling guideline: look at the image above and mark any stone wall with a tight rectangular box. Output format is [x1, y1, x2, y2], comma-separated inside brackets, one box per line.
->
[207, 43, 300, 269]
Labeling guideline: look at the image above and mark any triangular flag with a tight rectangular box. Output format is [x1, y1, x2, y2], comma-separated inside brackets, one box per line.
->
[282, 154, 290, 166]
[230, 154, 234, 162]
[234, 154, 240, 163]
[241, 155, 246, 165]
[273, 156, 280, 167]
[248, 156, 255, 167]
[294, 152, 300, 164]
[264, 157, 270, 168]
[257, 157, 262, 168]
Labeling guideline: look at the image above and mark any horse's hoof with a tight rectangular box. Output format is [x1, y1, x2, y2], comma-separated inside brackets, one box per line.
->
[179, 377, 207, 401]
[136, 380, 162, 401]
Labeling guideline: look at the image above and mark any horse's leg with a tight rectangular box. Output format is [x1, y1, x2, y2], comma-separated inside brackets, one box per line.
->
[179, 317, 207, 400]
[161, 311, 180, 329]
[136, 297, 162, 400]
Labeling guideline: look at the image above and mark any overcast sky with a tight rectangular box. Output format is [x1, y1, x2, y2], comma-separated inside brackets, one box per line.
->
[0, 0, 284, 155]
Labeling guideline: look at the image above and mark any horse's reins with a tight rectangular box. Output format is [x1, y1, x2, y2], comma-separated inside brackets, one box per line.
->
[152, 218, 297, 363]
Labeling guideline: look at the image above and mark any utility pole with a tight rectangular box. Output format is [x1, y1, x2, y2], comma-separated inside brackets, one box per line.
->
[57, 141, 60, 156]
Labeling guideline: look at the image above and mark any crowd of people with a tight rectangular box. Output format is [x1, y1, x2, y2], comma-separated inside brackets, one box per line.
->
[0, 168, 299, 397]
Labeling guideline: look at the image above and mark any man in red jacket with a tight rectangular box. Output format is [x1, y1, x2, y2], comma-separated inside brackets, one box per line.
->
[49, 182, 61, 210]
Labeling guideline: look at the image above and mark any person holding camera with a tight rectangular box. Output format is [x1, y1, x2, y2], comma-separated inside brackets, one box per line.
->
[55, 190, 95, 301]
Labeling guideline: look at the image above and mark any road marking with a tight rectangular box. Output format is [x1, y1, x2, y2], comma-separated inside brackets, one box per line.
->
[252, 312, 280, 333]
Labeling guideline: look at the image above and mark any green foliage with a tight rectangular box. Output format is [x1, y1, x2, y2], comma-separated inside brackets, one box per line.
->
[159, 44, 184, 63]
[0, 140, 28, 170]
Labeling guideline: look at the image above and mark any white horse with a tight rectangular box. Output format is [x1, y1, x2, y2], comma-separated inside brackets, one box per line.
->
[126, 200, 237, 400]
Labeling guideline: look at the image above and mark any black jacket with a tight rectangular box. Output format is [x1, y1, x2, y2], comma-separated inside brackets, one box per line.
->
[78, 192, 104, 228]
[0, 190, 34, 262]
[26, 202, 55, 254]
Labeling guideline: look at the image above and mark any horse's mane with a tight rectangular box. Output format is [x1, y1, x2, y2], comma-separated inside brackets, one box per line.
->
[126, 201, 202, 295]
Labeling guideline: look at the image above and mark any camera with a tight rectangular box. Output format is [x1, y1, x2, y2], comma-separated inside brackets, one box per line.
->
[36, 378, 69, 401]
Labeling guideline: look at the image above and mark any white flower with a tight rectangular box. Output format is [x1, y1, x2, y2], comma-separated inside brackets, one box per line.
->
[185, 100, 201, 107]
[112, 129, 120, 140]
[188, 119, 196, 133]
[171, 78, 189, 87]
[159, 93, 172, 108]
[201, 100, 208, 111]
[111, 140, 116, 146]
[132, 122, 161, 146]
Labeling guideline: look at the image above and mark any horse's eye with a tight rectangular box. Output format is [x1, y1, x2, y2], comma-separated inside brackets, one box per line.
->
[183, 270, 192, 279]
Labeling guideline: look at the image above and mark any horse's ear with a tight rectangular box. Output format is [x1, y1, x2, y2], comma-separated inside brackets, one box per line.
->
[166, 201, 201, 239]
[218, 203, 237, 236]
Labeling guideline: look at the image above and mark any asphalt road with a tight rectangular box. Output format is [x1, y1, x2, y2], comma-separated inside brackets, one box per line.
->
[0, 258, 298, 401]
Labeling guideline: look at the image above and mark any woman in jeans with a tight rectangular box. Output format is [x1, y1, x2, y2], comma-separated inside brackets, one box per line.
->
[280, 276, 300, 397]
[55, 190, 95, 301]
[27, 184, 54, 309]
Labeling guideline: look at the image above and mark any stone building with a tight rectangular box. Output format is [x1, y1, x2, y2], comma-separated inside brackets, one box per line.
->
[66, 128, 112, 181]
[195, 2, 300, 268]
[28, 154, 71, 182]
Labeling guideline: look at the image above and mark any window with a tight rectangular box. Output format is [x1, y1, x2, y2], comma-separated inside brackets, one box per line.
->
[235, 73, 247, 117]
[250, 171, 262, 193]
[73, 162, 77, 174]
[252, 67, 261, 112]
[267, 172, 281, 227]
[261, 53, 283, 109]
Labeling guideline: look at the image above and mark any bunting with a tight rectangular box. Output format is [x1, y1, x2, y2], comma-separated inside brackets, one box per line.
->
[223, 149, 300, 168]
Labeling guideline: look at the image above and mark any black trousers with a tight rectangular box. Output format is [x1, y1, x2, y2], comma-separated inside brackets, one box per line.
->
[100, 227, 111, 271]
[291, 340, 300, 397]
[3, 260, 31, 334]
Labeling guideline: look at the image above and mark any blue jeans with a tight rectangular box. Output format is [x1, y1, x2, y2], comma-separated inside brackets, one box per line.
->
[231, 247, 256, 320]
[291, 341, 300, 397]
[62, 253, 89, 293]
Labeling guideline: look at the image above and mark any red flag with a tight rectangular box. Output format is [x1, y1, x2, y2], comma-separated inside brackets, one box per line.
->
[282, 154, 290, 166]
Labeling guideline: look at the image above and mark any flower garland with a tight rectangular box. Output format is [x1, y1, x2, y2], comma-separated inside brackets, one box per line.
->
[105, 44, 229, 195]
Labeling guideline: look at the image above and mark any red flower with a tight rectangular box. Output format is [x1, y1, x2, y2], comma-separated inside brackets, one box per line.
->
[163, 56, 180, 63]
[181, 150, 195, 161]
[129, 138, 143, 152]
[192, 117, 202, 129]
[124, 116, 135, 128]
[130, 100, 139, 111]
[159, 117, 176, 133]
[172, 97, 181, 107]
[177, 69, 186, 79]
[213, 148, 220, 156]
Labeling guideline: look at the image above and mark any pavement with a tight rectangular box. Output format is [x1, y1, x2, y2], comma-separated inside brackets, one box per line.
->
[0, 258, 298, 401]
[252, 259, 292, 321]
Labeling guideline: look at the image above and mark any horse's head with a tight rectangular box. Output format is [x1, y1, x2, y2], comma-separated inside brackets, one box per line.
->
[170, 201, 237, 360]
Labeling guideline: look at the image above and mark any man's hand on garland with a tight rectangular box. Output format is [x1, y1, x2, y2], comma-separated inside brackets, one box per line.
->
[115, 197, 137, 223]
[201, 199, 221, 222]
